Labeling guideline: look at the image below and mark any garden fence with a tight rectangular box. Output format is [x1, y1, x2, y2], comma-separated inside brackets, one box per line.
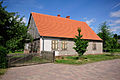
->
[7, 51, 55, 67]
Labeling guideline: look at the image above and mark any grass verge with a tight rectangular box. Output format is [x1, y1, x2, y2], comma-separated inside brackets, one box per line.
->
[9, 51, 24, 54]
[55, 54, 120, 65]
[26, 56, 50, 63]
[0, 69, 7, 76]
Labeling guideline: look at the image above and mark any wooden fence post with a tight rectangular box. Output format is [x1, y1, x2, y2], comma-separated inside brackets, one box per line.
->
[53, 51, 55, 62]
[7, 55, 10, 68]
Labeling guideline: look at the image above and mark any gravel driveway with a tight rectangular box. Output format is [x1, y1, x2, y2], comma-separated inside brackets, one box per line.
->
[1, 59, 120, 80]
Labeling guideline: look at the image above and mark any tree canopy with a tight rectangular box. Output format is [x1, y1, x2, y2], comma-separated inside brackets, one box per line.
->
[97, 22, 120, 52]
[97, 22, 112, 51]
[0, 1, 31, 52]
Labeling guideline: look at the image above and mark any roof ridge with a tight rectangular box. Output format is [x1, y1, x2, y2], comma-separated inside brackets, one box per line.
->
[31, 12, 86, 23]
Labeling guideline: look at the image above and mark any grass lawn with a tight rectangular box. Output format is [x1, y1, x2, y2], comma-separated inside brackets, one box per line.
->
[26, 56, 50, 63]
[0, 69, 7, 76]
[9, 56, 51, 67]
[55, 54, 120, 65]
[9, 51, 24, 54]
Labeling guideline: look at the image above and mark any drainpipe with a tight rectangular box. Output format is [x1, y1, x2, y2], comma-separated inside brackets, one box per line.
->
[42, 36, 44, 51]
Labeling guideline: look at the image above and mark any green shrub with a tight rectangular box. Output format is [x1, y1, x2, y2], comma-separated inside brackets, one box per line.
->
[0, 69, 7, 75]
[0, 46, 8, 68]
[113, 49, 120, 52]
[110, 49, 120, 52]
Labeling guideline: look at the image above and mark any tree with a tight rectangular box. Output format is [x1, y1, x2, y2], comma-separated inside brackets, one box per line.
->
[0, 46, 8, 68]
[112, 34, 119, 49]
[97, 22, 112, 51]
[73, 28, 88, 58]
[0, 1, 31, 52]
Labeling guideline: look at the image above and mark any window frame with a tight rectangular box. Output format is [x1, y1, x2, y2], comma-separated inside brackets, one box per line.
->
[61, 41, 67, 50]
[93, 43, 96, 50]
[52, 40, 58, 50]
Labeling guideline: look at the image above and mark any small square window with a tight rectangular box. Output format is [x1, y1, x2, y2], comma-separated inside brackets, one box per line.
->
[93, 43, 96, 50]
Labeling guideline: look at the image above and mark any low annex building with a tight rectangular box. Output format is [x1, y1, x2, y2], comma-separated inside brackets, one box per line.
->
[24, 12, 103, 56]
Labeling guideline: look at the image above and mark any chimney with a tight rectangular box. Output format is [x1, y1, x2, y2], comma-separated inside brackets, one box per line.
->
[66, 16, 70, 19]
[57, 14, 61, 17]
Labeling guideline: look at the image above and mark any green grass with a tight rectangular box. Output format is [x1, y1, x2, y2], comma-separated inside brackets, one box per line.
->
[26, 56, 49, 63]
[55, 54, 120, 65]
[0, 69, 7, 76]
[9, 51, 24, 54]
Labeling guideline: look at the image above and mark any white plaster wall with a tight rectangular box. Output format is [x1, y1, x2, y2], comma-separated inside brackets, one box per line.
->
[40, 38, 43, 51]
[40, 37, 103, 56]
[44, 38, 52, 51]
[84, 41, 103, 55]
[40, 38, 59, 56]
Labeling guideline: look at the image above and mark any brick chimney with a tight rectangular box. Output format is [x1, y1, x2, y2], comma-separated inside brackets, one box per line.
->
[57, 14, 61, 17]
[66, 16, 70, 19]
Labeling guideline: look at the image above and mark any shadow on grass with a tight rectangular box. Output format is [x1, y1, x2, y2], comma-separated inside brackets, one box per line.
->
[65, 56, 87, 60]
[105, 54, 115, 56]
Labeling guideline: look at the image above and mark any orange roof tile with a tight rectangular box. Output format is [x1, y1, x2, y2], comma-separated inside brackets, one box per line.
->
[31, 12, 102, 41]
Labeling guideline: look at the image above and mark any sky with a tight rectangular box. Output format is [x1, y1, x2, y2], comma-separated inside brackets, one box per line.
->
[2, 0, 120, 34]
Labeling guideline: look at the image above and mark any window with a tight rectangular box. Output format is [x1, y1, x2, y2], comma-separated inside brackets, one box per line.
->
[93, 43, 96, 50]
[25, 44, 29, 50]
[52, 40, 58, 50]
[62, 41, 67, 50]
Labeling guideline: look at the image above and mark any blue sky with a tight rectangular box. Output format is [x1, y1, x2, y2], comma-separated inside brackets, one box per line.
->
[2, 0, 120, 34]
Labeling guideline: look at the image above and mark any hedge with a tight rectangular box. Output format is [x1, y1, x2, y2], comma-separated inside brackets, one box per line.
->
[112, 49, 120, 52]
[0, 46, 8, 68]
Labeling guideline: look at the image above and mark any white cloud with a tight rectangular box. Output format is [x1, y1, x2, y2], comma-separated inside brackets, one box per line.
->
[22, 17, 27, 23]
[110, 26, 120, 32]
[110, 10, 120, 17]
[109, 23, 116, 26]
[112, 3, 120, 9]
[85, 18, 96, 25]
[83, 17, 87, 20]
[109, 19, 120, 26]
[114, 19, 120, 24]
[38, 5, 43, 9]
[14, 16, 27, 23]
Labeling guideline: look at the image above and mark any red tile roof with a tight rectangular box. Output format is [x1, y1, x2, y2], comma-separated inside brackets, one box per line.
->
[31, 12, 102, 41]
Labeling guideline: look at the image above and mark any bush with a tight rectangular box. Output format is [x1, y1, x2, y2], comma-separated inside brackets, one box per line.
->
[110, 49, 120, 52]
[0, 46, 8, 68]
[113, 49, 120, 52]
[0, 69, 7, 75]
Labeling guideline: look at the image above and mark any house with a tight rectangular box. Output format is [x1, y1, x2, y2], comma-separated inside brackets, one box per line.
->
[118, 37, 120, 44]
[24, 12, 103, 56]
[118, 40, 120, 44]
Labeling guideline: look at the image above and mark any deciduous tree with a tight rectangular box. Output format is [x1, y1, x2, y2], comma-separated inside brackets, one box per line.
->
[0, 1, 31, 52]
